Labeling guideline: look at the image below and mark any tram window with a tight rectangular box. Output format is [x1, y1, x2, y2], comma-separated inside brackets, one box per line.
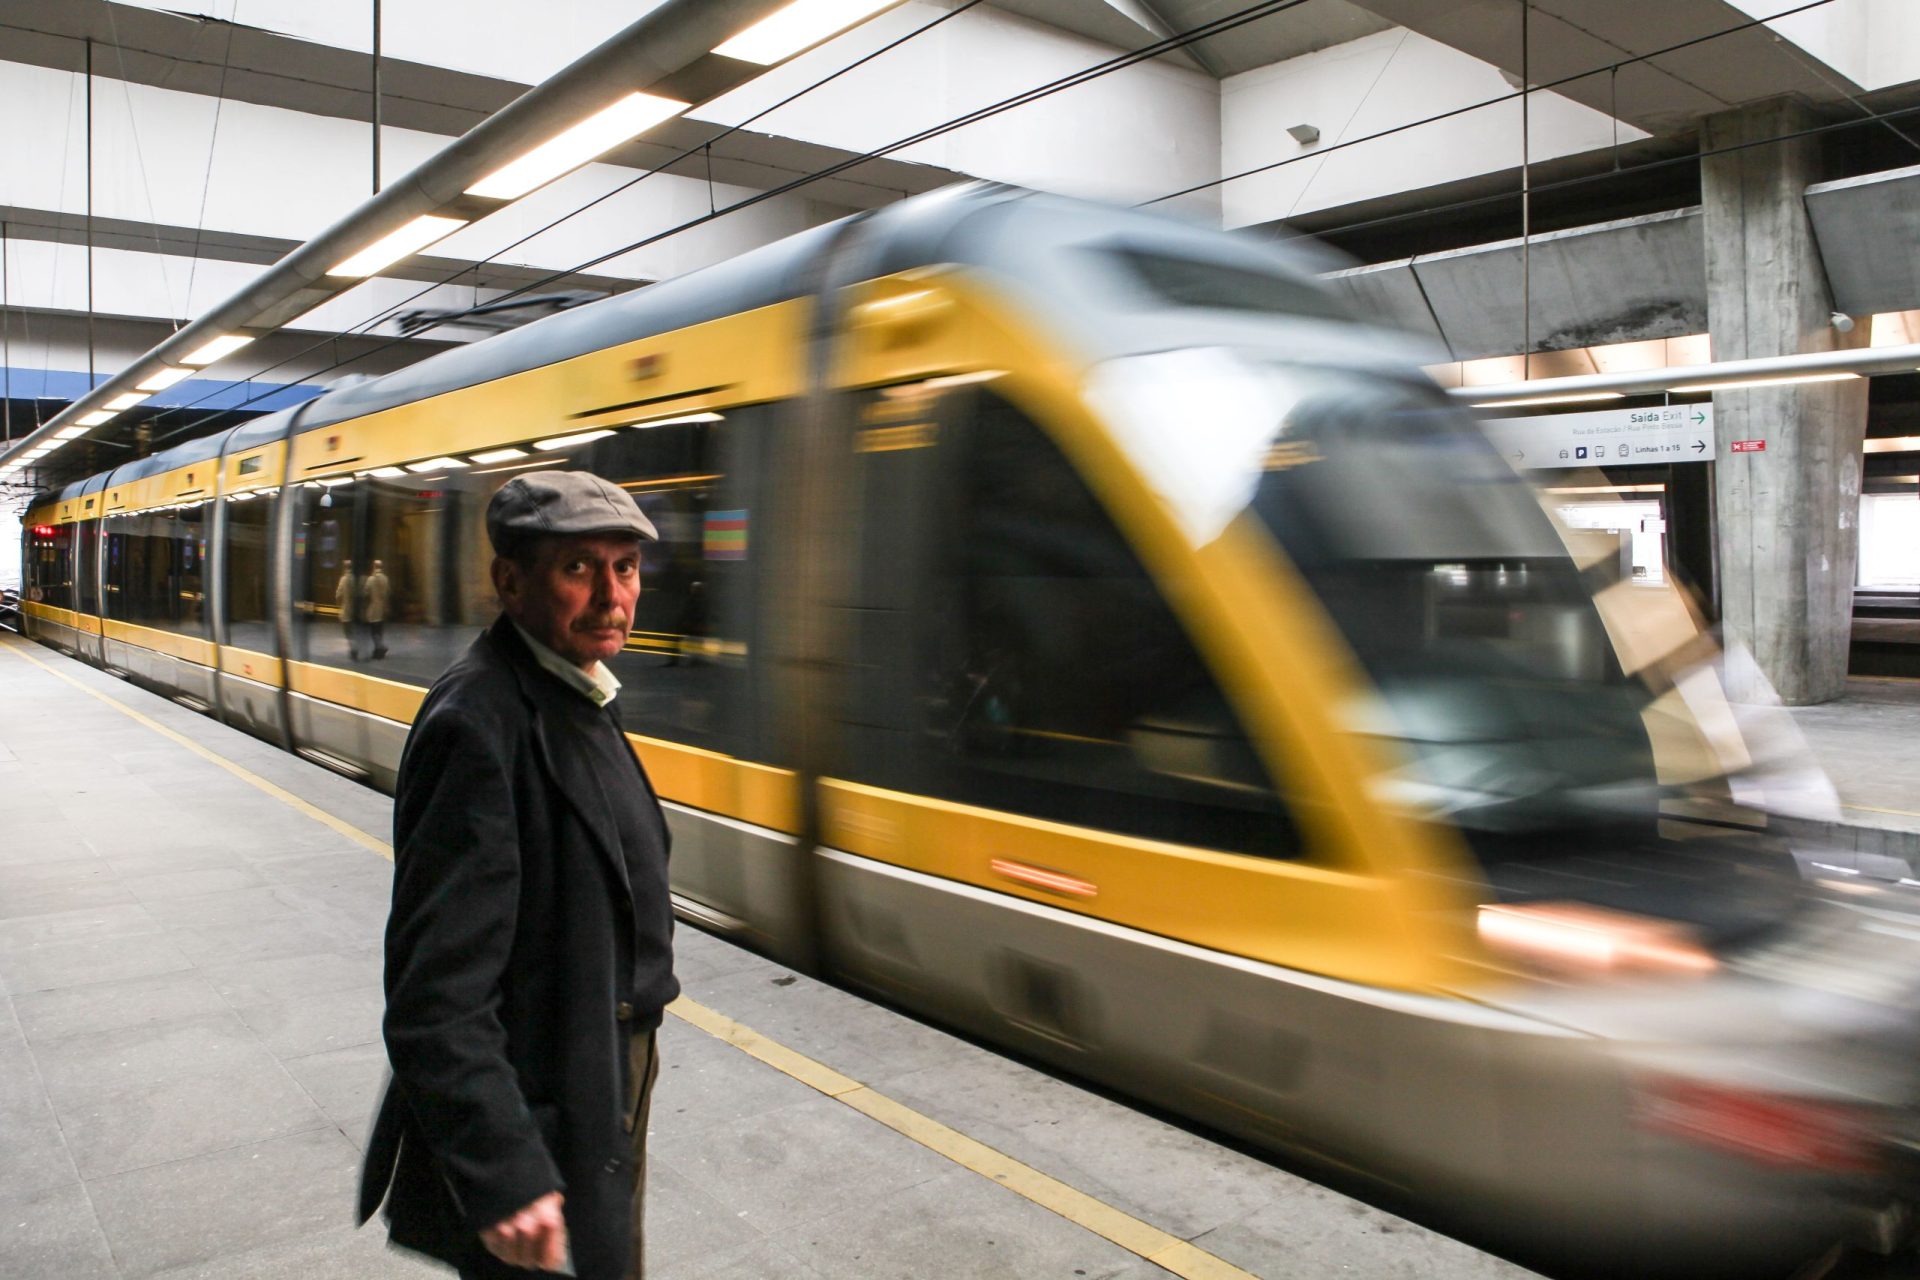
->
[290, 482, 359, 666]
[76, 524, 99, 615]
[564, 410, 760, 758]
[105, 506, 208, 634]
[903, 393, 1298, 858]
[223, 493, 275, 654]
[1102, 247, 1351, 324]
[26, 523, 73, 610]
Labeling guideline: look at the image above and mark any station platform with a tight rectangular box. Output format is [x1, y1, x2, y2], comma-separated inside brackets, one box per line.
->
[0, 632, 1535, 1280]
[1788, 676, 1920, 866]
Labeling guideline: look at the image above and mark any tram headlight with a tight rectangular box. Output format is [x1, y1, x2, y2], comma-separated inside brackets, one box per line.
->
[1477, 901, 1717, 979]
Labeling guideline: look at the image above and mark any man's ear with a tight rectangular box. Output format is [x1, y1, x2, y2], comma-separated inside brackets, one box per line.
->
[490, 555, 519, 612]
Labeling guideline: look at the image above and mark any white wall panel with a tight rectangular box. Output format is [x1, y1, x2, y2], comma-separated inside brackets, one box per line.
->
[1726, 0, 1920, 93]
[108, 0, 662, 86]
[1219, 29, 1647, 228]
[698, 3, 1222, 217]
[0, 60, 834, 294]
[1, 237, 495, 339]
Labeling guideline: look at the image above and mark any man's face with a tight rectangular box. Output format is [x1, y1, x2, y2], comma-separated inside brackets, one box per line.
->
[493, 533, 642, 670]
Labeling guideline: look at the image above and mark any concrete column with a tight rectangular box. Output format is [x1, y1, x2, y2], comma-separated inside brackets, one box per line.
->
[1701, 97, 1869, 705]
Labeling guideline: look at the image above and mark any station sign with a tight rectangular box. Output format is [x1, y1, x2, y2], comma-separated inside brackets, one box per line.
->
[1478, 404, 1715, 470]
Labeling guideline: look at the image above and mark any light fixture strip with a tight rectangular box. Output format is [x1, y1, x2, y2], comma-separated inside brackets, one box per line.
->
[104, 392, 151, 411]
[405, 456, 470, 473]
[466, 92, 689, 201]
[181, 334, 255, 366]
[532, 429, 615, 451]
[328, 215, 468, 280]
[77, 411, 117, 427]
[469, 447, 530, 464]
[714, 0, 896, 65]
[136, 366, 193, 392]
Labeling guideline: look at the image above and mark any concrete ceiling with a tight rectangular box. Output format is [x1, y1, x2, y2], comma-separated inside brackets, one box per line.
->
[0, 0, 964, 212]
[1346, 0, 1862, 134]
[991, 0, 1395, 78]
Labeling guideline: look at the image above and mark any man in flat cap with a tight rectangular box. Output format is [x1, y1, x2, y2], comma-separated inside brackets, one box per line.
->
[359, 470, 677, 1279]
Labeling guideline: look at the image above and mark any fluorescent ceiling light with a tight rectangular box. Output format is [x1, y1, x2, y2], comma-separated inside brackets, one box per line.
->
[364, 466, 408, 478]
[180, 334, 255, 366]
[104, 392, 150, 411]
[77, 410, 117, 426]
[466, 93, 688, 200]
[1669, 371, 1860, 393]
[628, 412, 722, 429]
[1862, 435, 1920, 454]
[137, 366, 194, 391]
[468, 447, 529, 464]
[1471, 392, 1625, 409]
[715, 0, 895, 64]
[328, 215, 467, 279]
[405, 456, 469, 472]
[55, 426, 90, 440]
[533, 429, 614, 451]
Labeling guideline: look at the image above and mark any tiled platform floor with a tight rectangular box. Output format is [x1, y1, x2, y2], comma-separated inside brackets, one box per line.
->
[0, 634, 1534, 1279]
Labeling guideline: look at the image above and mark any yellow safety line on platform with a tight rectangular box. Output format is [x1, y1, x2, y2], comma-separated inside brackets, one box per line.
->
[3, 635, 1253, 1278]
[0, 636, 393, 861]
[667, 996, 1260, 1280]
[1842, 801, 1920, 821]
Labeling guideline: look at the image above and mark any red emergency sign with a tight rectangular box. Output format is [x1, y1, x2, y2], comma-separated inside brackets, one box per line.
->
[1731, 439, 1766, 453]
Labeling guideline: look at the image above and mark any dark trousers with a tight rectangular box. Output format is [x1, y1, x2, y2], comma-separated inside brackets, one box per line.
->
[459, 1031, 659, 1280]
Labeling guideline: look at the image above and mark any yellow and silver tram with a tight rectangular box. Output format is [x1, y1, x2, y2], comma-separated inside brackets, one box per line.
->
[21, 184, 1920, 1277]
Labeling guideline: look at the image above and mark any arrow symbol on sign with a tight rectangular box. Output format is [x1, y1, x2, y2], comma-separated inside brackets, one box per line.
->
[1692, 411, 1706, 425]
[1692, 439, 1706, 453]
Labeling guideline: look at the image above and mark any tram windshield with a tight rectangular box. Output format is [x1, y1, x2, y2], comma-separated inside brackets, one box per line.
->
[1091, 350, 1679, 851]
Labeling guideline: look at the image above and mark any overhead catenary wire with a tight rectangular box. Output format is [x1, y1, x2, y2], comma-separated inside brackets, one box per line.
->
[146, 0, 1312, 441]
[1138, 0, 1845, 208]
[80, 0, 1881, 461]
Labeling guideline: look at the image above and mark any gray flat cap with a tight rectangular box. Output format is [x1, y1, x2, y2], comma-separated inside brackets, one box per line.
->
[485, 471, 658, 555]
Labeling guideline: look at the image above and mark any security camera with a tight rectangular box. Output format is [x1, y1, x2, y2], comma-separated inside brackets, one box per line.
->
[1831, 311, 1855, 333]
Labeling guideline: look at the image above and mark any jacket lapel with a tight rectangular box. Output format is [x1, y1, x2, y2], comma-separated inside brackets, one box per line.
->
[487, 618, 633, 904]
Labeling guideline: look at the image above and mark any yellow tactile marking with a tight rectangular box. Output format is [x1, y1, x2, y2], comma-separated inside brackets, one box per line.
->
[0, 635, 393, 861]
[667, 995, 1260, 1280]
[3, 634, 1252, 1278]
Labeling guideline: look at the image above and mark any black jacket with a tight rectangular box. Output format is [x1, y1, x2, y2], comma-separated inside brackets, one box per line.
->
[357, 616, 677, 1278]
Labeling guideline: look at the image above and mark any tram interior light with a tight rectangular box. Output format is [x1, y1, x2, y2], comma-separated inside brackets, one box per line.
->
[628, 412, 722, 429]
[329, 215, 468, 279]
[180, 333, 255, 366]
[714, 0, 897, 65]
[533, 429, 614, 451]
[466, 93, 689, 200]
[137, 366, 194, 392]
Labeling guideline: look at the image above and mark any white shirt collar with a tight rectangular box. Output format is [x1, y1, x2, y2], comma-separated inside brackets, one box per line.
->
[511, 621, 621, 708]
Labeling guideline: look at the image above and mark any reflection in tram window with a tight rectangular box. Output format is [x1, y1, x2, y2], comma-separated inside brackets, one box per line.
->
[881, 391, 1298, 857]
[26, 522, 74, 609]
[222, 492, 276, 654]
[104, 504, 208, 635]
[76, 521, 99, 616]
[570, 410, 759, 758]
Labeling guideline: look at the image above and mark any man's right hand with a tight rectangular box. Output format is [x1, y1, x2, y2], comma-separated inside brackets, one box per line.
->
[480, 1191, 569, 1271]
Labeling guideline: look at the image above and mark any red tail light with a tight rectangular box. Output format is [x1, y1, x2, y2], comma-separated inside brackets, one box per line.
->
[1634, 1075, 1882, 1174]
